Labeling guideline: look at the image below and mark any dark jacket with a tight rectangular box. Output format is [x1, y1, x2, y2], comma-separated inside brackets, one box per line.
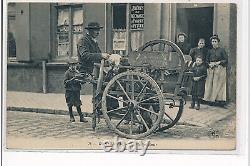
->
[176, 41, 191, 55]
[77, 33, 102, 73]
[189, 47, 208, 63]
[206, 47, 228, 67]
[64, 69, 81, 91]
[191, 63, 207, 97]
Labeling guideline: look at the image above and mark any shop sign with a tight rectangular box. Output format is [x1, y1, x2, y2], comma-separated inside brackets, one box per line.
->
[130, 3, 144, 30]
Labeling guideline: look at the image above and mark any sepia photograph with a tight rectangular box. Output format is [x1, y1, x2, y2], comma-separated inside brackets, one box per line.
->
[4, 1, 239, 154]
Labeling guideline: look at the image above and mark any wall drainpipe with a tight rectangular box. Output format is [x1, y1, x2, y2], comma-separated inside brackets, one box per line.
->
[42, 60, 47, 93]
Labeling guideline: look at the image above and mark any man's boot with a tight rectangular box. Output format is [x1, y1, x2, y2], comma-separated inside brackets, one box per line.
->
[77, 106, 88, 123]
[196, 98, 201, 110]
[189, 97, 195, 109]
[68, 106, 75, 122]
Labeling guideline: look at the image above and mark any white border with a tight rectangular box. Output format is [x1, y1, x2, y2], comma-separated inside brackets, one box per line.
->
[1, 0, 248, 165]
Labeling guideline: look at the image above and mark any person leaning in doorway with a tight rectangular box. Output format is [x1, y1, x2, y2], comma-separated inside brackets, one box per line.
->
[203, 34, 228, 107]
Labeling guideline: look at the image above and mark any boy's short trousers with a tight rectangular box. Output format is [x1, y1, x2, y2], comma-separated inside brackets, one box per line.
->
[65, 90, 82, 107]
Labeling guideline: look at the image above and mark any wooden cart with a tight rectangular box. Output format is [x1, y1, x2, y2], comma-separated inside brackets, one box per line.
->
[91, 39, 192, 139]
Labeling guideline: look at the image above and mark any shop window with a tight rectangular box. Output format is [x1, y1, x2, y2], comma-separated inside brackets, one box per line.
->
[112, 4, 127, 55]
[55, 3, 84, 60]
[7, 3, 16, 58]
[112, 3, 144, 55]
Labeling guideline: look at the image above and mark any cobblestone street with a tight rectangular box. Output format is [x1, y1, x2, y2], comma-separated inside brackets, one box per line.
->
[6, 110, 236, 150]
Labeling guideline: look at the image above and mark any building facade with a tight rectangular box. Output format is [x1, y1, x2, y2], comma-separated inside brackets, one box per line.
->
[7, 3, 237, 102]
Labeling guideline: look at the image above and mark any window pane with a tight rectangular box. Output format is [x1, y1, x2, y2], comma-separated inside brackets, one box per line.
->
[72, 7, 83, 58]
[57, 34, 69, 57]
[73, 7, 83, 25]
[113, 4, 126, 29]
[8, 3, 16, 57]
[57, 8, 69, 26]
[57, 8, 69, 58]
[72, 34, 83, 58]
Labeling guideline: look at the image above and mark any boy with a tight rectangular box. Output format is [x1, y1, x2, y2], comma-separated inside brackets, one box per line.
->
[190, 56, 207, 110]
[64, 59, 88, 122]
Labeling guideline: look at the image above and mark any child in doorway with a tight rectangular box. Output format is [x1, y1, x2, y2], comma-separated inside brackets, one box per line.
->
[64, 59, 88, 122]
[190, 56, 207, 110]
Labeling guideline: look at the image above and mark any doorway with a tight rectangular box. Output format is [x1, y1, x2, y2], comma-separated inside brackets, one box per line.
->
[177, 7, 214, 49]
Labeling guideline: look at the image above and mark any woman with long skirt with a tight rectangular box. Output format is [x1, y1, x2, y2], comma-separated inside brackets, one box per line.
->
[204, 34, 228, 107]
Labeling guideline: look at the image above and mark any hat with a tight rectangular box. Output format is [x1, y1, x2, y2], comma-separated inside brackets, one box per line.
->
[177, 32, 187, 38]
[85, 22, 103, 29]
[210, 34, 220, 42]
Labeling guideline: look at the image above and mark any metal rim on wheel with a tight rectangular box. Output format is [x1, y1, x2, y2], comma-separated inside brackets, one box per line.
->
[102, 71, 165, 139]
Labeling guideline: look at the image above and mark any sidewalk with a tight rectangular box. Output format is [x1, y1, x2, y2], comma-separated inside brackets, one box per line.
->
[6, 91, 236, 127]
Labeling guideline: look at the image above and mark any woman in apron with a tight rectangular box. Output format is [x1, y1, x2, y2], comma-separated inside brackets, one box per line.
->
[204, 34, 228, 107]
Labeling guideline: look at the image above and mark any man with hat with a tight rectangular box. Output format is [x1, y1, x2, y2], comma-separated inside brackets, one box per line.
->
[176, 32, 191, 55]
[77, 22, 110, 74]
[77, 22, 121, 116]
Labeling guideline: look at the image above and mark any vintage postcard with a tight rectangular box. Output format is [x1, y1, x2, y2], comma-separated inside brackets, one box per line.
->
[3, 0, 244, 156]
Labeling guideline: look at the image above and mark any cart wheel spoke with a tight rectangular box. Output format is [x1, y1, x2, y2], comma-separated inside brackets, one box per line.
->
[138, 105, 159, 116]
[139, 95, 158, 103]
[131, 75, 135, 100]
[116, 111, 130, 128]
[164, 112, 174, 122]
[136, 110, 149, 131]
[116, 80, 131, 101]
[130, 111, 134, 134]
[135, 81, 149, 101]
[107, 94, 128, 104]
[107, 106, 128, 114]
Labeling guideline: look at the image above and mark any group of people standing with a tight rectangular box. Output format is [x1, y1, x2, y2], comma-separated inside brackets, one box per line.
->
[176, 33, 228, 110]
[63, 21, 228, 122]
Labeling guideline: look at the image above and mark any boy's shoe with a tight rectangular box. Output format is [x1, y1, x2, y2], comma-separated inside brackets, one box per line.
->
[189, 105, 195, 109]
[70, 117, 75, 122]
[80, 117, 88, 123]
[196, 105, 200, 110]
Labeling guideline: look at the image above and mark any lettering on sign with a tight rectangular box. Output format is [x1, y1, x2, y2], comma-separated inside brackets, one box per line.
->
[130, 3, 144, 30]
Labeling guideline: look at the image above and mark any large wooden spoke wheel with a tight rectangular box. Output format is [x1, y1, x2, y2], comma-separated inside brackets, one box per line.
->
[130, 39, 186, 71]
[101, 71, 165, 139]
